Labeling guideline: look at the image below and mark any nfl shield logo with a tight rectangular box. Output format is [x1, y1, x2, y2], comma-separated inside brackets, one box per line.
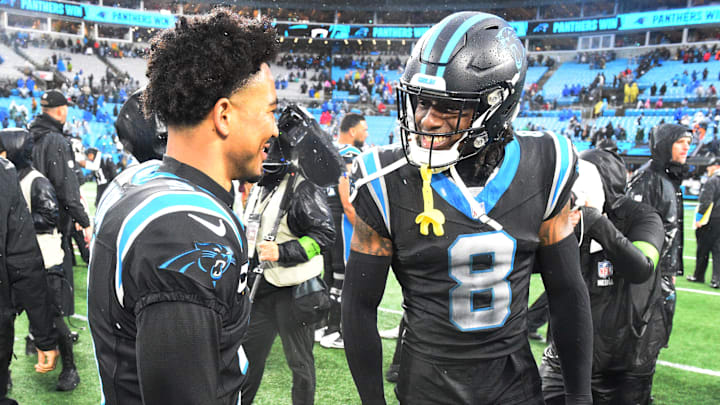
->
[597, 260, 614, 287]
[598, 261, 611, 278]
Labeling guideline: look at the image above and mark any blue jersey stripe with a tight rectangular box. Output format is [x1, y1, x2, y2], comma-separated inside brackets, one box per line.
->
[431, 138, 520, 220]
[481, 139, 521, 214]
[431, 173, 473, 219]
[342, 214, 353, 264]
[550, 135, 571, 209]
[115, 192, 243, 305]
[361, 152, 390, 230]
[339, 145, 362, 157]
[435, 13, 492, 78]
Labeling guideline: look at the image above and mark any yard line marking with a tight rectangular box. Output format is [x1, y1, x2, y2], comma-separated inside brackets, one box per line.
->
[378, 306, 403, 315]
[657, 360, 720, 377]
[71, 314, 88, 322]
[677, 287, 720, 296]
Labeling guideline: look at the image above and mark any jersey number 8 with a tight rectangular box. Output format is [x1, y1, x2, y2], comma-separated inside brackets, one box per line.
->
[448, 231, 516, 331]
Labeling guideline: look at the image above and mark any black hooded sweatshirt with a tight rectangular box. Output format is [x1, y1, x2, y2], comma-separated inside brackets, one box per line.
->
[28, 113, 89, 229]
[576, 149, 665, 372]
[627, 123, 690, 276]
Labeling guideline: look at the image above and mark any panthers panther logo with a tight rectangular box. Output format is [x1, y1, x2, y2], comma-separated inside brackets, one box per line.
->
[497, 26, 525, 72]
[160, 242, 237, 287]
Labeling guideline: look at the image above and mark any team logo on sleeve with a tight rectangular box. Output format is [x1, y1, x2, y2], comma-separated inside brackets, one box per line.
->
[160, 242, 237, 287]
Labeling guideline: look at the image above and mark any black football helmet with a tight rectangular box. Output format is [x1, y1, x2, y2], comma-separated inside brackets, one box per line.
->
[397, 11, 527, 168]
[0, 128, 34, 170]
[115, 88, 167, 163]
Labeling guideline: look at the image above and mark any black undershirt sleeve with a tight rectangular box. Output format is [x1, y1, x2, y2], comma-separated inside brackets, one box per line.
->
[136, 301, 223, 405]
[342, 251, 392, 405]
[585, 209, 659, 283]
[538, 234, 593, 405]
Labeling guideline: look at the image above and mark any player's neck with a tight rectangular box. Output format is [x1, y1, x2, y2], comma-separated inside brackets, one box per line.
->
[337, 133, 354, 146]
[166, 125, 232, 192]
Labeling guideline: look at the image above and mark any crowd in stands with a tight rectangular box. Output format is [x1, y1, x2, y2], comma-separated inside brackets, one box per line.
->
[3, 30, 145, 60]
[274, 52, 407, 124]
[576, 51, 616, 69]
[527, 54, 556, 67]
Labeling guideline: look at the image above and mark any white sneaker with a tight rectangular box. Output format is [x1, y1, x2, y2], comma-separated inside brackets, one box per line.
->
[314, 327, 327, 343]
[379, 326, 399, 339]
[319, 332, 344, 349]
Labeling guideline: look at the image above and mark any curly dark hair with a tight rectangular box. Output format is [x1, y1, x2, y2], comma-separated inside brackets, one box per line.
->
[144, 8, 278, 127]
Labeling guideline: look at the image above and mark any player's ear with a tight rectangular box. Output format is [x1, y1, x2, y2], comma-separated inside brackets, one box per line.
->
[211, 97, 232, 139]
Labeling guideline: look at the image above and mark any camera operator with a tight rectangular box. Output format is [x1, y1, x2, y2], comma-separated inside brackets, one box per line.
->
[241, 106, 339, 405]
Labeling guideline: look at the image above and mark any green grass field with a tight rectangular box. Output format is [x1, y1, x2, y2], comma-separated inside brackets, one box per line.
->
[7, 189, 720, 404]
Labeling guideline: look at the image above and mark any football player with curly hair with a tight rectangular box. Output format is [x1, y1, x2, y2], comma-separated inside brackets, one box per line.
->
[88, 9, 279, 405]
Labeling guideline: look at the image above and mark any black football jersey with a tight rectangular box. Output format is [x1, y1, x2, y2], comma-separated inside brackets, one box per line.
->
[88, 158, 250, 405]
[326, 142, 362, 214]
[351, 131, 577, 360]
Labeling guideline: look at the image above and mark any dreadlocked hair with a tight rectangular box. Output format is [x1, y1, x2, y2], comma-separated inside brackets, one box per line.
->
[465, 125, 514, 185]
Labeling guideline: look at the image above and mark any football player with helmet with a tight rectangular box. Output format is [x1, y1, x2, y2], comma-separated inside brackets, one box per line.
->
[342, 12, 592, 404]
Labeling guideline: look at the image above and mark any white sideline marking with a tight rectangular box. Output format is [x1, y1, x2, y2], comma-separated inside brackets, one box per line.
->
[378, 307, 403, 315]
[374, 307, 720, 378]
[657, 360, 720, 377]
[677, 287, 720, 296]
[71, 314, 88, 322]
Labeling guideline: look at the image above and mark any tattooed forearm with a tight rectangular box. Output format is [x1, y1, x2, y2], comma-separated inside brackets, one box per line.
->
[351, 217, 393, 256]
[538, 200, 574, 246]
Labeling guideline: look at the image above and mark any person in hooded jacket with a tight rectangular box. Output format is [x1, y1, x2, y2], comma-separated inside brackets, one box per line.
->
[29, 90, 90, 317]
[0, 137, 59, 405]
[540, 148, 665, 405]
[625, 123, 692, 399]
[0, 129, 80, 392]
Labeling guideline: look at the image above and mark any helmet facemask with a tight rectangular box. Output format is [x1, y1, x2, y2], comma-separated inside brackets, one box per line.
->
[397, 81, 513, 170]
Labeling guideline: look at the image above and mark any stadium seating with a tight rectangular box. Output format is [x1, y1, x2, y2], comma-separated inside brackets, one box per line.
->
[23, 48, 109, 83]
[543, 59, 637, 101]
[635, 59, 720, 102]
[0, 42, 33, 81]
[110, 57, 148, 88]
[525, 66, 549, 85]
